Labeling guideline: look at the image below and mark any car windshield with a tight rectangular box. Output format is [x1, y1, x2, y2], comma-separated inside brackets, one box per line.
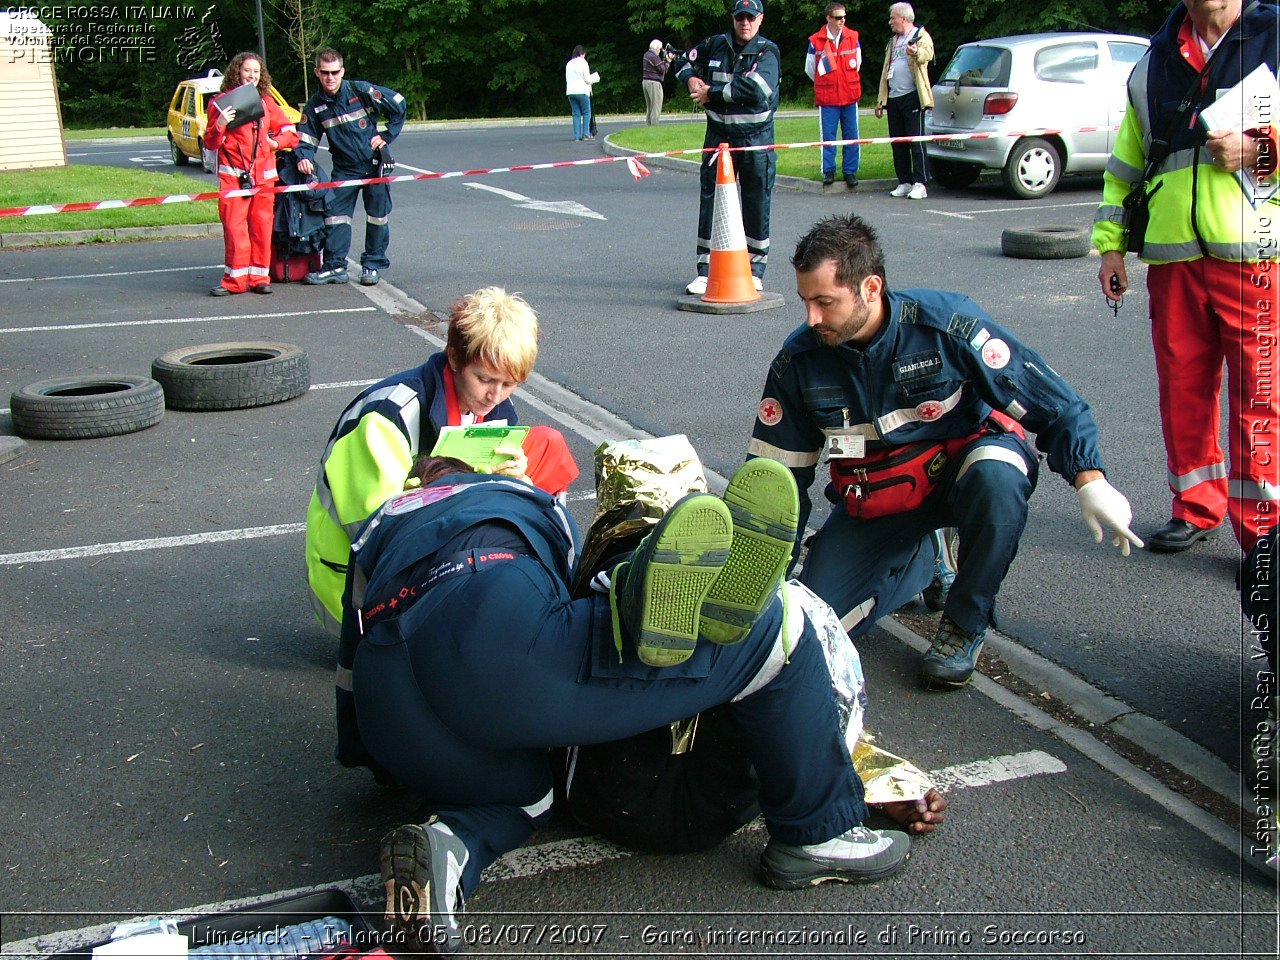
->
[1033, 42, 1099, 83]
[938, 46, 1011, 88]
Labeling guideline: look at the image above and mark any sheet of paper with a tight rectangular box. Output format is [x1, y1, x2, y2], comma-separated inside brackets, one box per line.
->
[1199, 62, 1280, 209]
[1199, 62, 1280, 132]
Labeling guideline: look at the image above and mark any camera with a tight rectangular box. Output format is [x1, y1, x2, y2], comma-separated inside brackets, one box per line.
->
[238, 172, 253, 190]
[662, 42, 681, 60]
[372, 145, 395, 177]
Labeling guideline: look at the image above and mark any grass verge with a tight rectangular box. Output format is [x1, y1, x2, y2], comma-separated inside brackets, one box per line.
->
[0, 165, 218, 234]
[610, 113, 897, 182]
[65, 127, 167, 139]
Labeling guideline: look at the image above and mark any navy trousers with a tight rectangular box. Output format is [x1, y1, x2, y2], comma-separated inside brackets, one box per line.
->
[352, 555, 865, 894]
[802, 432, 1038, 636]
[696, 125, 776, 280]
[323, 164, 392, 271]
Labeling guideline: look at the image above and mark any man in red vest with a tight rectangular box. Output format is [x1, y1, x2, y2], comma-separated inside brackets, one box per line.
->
[806, 2, 862, 188]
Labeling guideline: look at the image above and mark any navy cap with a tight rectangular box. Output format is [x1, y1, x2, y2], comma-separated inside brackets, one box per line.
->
[733, 0, 764, 17]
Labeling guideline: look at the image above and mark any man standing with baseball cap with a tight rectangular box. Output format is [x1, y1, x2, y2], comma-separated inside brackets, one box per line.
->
[674, 0, 781, 296]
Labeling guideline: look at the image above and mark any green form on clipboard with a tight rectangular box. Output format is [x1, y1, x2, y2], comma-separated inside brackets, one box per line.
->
[429, 424, 530, 472]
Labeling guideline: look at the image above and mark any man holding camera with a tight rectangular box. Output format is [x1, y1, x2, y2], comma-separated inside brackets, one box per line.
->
[295, 48, 406, 287]
[642, 40, 674, 126]
[1092, 0, 1279, 554]
[674, 0, 781, 295]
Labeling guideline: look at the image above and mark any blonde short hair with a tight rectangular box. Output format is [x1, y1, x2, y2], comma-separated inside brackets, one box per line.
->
[445, 287, 539, 382]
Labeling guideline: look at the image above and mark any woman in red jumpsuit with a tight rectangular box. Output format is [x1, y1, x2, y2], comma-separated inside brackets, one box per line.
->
[205, 52, 298, 296]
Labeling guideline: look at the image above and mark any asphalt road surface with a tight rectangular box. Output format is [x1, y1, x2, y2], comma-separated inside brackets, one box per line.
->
[0, 122, 1270, 955]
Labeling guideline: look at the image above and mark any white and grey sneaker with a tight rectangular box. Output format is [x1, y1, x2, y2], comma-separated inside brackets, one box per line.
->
[685, 275, 709, 295]
[759, 825, 910, 889]
[889, 183, 912, 197]
[907, 182, 928, 200]
[381, 818, 470, 953]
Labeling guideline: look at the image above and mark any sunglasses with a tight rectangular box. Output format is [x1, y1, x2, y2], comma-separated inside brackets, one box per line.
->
[734, 13, 758, 21]
[829, 14, 846, 19]
[317, 68, 343, 76]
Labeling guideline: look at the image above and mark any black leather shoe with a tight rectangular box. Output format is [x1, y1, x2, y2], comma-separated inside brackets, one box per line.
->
[1149, 518, 1220, 552]
[250, 284, 272, 295]
[822, 174, 835, 187]
[845, 175, 858, 188]
[210, 286, 233, 297]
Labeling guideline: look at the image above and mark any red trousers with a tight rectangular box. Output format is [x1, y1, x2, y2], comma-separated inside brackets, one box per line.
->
[218, 179, 275, 293]
[1148, 257, 1280, 551]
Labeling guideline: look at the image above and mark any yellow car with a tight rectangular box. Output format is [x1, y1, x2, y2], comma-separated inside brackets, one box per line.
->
[167, 70, 302, 173]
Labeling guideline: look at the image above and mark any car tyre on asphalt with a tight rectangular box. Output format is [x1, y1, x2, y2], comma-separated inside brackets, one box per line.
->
[10, 375, 165, 440]
[1000, 225, 1093, 259]
[169, 134, 188, 166]
[200, 139, 217, 175]
[1001, 136, 1062, 199]
[931, 159, 983, 191]
[151, 341, 311, 411]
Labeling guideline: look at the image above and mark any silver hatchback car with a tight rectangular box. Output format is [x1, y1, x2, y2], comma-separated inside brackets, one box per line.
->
[924, 32, 1149, 198]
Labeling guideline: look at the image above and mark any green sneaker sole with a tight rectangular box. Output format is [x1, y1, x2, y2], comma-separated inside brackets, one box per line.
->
[634, 496, 733, 667]
[700, 458, 799, 645]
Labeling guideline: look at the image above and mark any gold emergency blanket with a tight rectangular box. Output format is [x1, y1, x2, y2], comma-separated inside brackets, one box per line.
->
[853, 737, 936, 804]
[574, 436, 708, 593]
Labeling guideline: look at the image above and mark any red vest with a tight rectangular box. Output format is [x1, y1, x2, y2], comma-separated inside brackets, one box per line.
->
[809, 27, 861, 106]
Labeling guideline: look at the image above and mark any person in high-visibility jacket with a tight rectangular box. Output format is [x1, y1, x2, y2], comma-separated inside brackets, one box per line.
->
[304, 287, 578, 636]
[1093, 0, 1279, 554]
[205, 52, 298, 296]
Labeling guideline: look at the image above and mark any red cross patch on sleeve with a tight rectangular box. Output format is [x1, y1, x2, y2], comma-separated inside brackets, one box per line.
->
[758, 398, 783, 426]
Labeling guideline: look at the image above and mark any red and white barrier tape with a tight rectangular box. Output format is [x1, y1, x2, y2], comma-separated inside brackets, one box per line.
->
[0, 126, 1117, 220]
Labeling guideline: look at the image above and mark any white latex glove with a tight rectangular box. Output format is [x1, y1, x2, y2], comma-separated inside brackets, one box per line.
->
[1077, 478, 1144, 556]
[490, 444, 530, 483]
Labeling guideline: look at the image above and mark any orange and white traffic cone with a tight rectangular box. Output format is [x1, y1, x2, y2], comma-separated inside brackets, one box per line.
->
[677, 144, 783, 315]
[702, 143, 760, 304]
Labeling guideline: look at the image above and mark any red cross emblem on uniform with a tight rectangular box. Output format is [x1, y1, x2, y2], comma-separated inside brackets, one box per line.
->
[916, 400, 944, 421]
[758, 397, 783, 426]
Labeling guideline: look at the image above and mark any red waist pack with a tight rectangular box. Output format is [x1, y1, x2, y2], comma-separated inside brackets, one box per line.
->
[831, 414, 1024, 520]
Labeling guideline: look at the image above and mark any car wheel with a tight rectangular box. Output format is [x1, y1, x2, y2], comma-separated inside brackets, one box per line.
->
[199, 138, 217, 174]
[1000, 225, 1092, 259]
[151, 341, 311, 411]
[10, 375, 165, 440]
[1001, 137, 1061, 199]
[169, 134, 189, 166]
[931, 159, 983, 190]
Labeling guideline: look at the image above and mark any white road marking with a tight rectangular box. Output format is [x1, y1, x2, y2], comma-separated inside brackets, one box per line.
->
[928, 200, 1099, 221]
[465, 181, 606, 220]
[927, 749, 1067, 791]
[0, 524, 306, 565]
[0, 265, 221, 285]
[0, 750, 1065, 957]
[0, 495, 596, 566]
[0, 307, 376, 335]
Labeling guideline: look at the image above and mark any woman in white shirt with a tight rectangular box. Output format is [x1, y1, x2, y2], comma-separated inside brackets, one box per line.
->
[564, 45, 599, 141]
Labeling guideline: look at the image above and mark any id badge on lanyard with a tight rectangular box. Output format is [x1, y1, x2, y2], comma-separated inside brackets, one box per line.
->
[826, 408, 866, 459]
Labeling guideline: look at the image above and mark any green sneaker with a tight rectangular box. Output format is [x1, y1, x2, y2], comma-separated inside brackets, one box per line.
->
[610, 493, 733, 667]
[700, 458, 799, 645]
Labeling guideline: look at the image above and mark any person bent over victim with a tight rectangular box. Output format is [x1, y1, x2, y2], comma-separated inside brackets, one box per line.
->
[336, 454, 932, 951]
[304, 287, 577, 636]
